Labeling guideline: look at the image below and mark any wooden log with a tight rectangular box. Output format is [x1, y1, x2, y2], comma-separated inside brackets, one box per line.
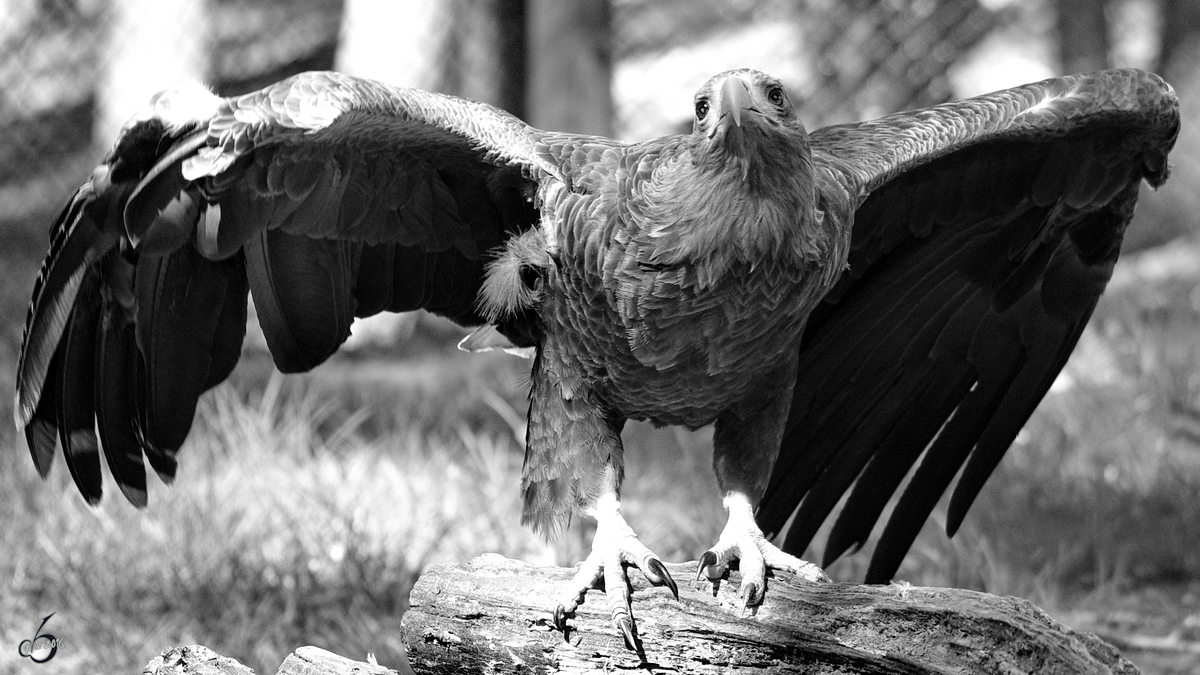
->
[143, 645, 410, 675]
[140, 554, 1141, 674]
[401, 554, 1140, 674]
[142, 645, 254, 675]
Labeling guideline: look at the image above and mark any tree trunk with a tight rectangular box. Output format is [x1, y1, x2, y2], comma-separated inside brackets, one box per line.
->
[1159, 0, 1200, 76]
[526, 0, 613, 135]
[1056, 0, 1110, 73]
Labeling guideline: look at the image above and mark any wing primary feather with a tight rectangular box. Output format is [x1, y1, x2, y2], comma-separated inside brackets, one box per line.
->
[15, 193, 115, 428]
[782, 282, 983, 560]
[820, 364, 976, 565]
[135, 350, 178, 483]
[54, 274, 104, 504]
[135, 246, 248, 453]
[945, 319, 1089, 536]
[95, 312, 149, 506]
[765, 228, 987, 537]
[24, 355, 61, 477]
[864, 335, 1027, 583]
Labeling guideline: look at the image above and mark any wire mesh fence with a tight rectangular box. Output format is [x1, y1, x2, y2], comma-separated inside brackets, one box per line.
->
[0, 1, 995, 220]
[0, 0, 1187, 240]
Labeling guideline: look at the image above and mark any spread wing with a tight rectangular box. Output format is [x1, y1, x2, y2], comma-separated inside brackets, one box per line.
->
[13, 71, 575, 506]
[757, 69, 1180, 583]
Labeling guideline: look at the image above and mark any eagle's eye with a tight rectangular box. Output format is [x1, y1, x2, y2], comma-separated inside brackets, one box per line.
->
[767, 87, 785, 107]
[695, 99, 710, 120]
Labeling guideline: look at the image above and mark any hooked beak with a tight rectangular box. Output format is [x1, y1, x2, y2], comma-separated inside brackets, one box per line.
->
[719, 76, 753, 128]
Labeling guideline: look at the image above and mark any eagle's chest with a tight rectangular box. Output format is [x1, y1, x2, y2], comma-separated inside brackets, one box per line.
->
[534, 153, 832, 426]
[545, 251, 819, 427]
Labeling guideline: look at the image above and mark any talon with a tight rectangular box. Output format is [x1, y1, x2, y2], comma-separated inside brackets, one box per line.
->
[554, 493, 667, 647]
[646, 558, 679, 600]
[618, 615, 639, 651]
[702, 491, 828, 615]
[553, 605, 569, 632]
[739, 579, 760, 612]
[697, 550, 719, 580]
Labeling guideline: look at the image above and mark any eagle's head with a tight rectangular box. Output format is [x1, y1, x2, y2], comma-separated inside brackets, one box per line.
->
[693, 70, 802, 140]
[689, 69, 811, 189]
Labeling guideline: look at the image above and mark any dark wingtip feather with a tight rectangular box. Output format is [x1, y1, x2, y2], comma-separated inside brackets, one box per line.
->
[24, 418, 58, 479]
[22, 328, 66, 478]
[14, 201, 109, 429]
[94, 283, 150, 508]
[55, 280, 104, 503]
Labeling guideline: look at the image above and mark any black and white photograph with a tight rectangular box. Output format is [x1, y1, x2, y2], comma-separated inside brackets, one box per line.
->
[0, 0, 1196, 673]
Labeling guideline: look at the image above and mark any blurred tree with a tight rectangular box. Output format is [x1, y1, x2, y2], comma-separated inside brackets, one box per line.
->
[441, 0, 526, 117]
[1056, 0, 1110, 73]
[1128, 0, 1200, 249]
[1159, 0, 1200, 75]
[337, 0, 447, 89]
[338, 0, 524, 115]
[213, 0, 343, 95]
[527, 0, 613, 135]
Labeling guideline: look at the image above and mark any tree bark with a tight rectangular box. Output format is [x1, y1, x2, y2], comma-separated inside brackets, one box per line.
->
[401, 554, 1139, 674]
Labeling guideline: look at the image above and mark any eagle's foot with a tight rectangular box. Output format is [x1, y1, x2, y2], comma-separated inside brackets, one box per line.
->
[698, 493, 830, 613]
[552, 503, 677, 650]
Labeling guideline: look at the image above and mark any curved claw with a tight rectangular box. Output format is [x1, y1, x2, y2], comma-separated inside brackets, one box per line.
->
[618, 615, 639, 651]
[739, 580, 760, 614]
[553, 605, 569, 632]
[645, 558, 679, 600]
[696, 550, 719, 581]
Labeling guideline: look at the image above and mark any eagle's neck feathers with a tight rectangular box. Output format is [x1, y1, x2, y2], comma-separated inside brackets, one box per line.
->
[633, 125, 825, 279]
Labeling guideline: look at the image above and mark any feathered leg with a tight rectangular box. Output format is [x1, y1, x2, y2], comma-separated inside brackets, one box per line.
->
[702, 362, 829, 612]
[521, 342, 677, 651]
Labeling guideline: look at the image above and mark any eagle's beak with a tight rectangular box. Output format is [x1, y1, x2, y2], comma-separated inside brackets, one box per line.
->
[719, 76, 753, 128]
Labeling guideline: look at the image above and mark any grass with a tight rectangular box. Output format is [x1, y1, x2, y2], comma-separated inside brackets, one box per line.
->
[0, 239, 1198, 674]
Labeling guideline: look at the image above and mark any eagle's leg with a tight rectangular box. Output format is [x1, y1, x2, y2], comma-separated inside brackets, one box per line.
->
[552, 478, 679, 650]
[524, 344, 677, 649]
[701, 370, 830, 611]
